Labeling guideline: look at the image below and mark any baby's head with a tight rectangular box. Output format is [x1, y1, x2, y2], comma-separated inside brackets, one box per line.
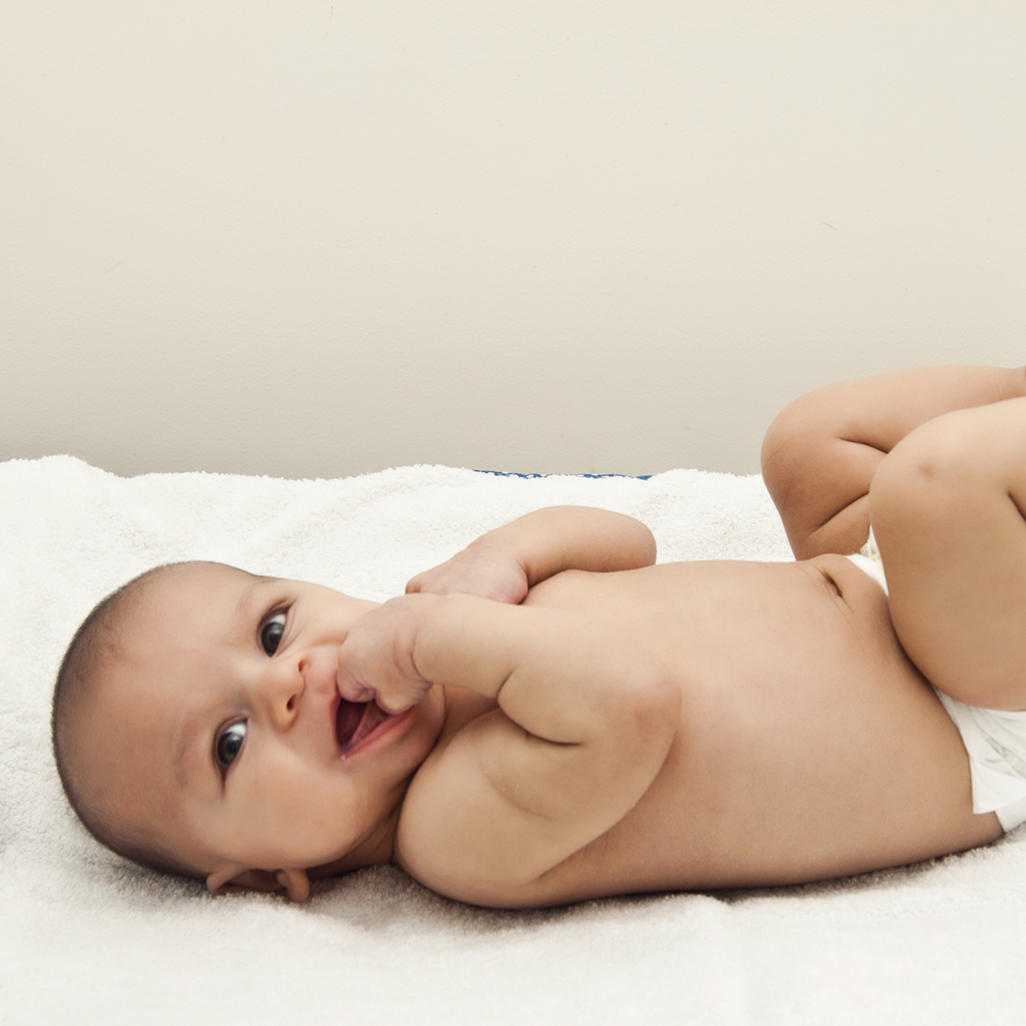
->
[52, 561, 445, 900]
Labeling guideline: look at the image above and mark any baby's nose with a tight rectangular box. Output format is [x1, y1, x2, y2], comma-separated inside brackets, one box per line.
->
[263, 655, 308, 727]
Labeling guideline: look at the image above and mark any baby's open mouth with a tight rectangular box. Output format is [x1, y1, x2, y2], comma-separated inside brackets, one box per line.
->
[335, 699, 390, 755]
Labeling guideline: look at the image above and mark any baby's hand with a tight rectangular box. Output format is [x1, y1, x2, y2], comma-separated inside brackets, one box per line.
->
[406, 542, 529, 605]
[337, 595, 436, 714]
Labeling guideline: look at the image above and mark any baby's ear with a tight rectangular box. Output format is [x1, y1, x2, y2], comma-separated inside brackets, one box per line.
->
[206, 865, 311, 902]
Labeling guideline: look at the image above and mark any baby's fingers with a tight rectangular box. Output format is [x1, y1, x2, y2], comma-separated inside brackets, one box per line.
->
[335, 666, 376, 706]
[337, 666, 413, 715]
[406, 551, 528, 604]
[336, 594, 443, 719]
[405, 562, 459, 595]
[404, 570, 430, 594]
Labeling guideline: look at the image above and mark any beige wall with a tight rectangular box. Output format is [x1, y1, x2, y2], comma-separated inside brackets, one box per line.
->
[3, 2, 1024, 477]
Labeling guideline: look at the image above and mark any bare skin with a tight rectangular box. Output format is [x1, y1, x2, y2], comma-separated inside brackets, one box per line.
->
[396, 365, 1026, 906]
[73, 366, 1026, 909]
[396, 555, 999, 907]
[762, 364, 1026, 709]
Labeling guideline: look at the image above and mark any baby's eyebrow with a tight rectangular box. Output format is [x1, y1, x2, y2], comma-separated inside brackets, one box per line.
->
[232, 578, 264, 635]
[230, 576, 283, 641]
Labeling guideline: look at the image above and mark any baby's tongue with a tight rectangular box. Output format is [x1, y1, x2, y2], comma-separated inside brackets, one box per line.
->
[350, 703, 390, 747]
[337, 701, 390, 753]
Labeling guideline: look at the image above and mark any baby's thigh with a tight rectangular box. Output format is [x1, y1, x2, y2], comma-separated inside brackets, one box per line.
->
[870, 409, 1026, 710]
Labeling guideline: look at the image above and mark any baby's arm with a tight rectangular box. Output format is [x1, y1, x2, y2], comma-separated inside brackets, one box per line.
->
[406, 506, 656, 603]
[337, 592, 678, 905]
[761, 366, 1026, 559]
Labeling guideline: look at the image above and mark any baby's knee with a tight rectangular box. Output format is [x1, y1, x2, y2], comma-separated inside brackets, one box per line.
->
[868, 412, 975, 538]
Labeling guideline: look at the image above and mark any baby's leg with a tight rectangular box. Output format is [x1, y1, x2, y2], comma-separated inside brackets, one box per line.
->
[761, 366, 1021, 560]
[870, 397, 1026, 710]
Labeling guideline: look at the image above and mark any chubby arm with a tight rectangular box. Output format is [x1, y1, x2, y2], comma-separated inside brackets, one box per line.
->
[406, 506, 657, 603]
[337, 593, 678, 904]
[761, 366, 1026, 558]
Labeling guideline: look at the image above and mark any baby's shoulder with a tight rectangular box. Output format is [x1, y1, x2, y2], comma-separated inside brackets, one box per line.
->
[401, 684, 496, 818]
[393, 691, 511, 902]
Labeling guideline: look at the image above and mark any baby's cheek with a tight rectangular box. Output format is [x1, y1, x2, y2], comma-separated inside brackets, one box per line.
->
[276, 765, 355, 860]
[241, 755, 310, 842]
[241, 745, 366, 867]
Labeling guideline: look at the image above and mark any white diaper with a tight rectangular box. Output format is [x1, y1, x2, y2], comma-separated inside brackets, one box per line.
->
[846, 526, 888, 594]
[847, 529, 1026, 832]
[933, 694, 1026, 831]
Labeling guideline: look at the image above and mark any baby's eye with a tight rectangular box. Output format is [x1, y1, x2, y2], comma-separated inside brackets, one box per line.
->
[215, 720, 247, 771]
[260, 611, 287, 655]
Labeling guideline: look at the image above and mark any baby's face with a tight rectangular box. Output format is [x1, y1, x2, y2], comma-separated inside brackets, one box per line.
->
[81, 562, 445, 886]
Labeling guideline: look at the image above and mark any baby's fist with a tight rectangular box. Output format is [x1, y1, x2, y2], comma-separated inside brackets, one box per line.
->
[336, 595, 436, 714]
[406, 542, 529, 605]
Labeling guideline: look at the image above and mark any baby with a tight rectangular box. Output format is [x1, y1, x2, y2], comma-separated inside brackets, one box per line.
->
[52, 364, 1026, 908]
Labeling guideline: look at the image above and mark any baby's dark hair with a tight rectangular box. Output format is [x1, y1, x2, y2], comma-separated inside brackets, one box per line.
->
[51, 564, 198, 879]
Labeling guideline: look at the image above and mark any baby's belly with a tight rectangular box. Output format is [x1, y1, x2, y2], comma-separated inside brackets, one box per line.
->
[525, 558, 1001, 902]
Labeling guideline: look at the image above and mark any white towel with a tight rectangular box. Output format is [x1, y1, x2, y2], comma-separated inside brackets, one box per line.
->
[2, 456, 1022, 1026]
